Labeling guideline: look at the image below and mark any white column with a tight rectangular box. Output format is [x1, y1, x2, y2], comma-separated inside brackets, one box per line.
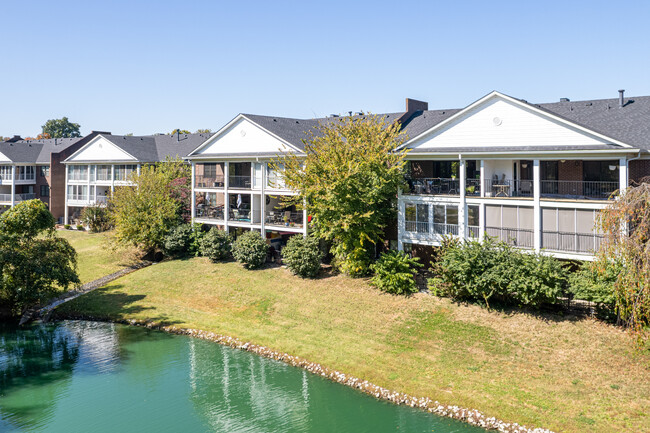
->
[260, 163, 266, 235]
[64, 165, 69, 225]
[10, 165, 15, 207]
[478, 203, 486, 242]
[397, 190, 404, 251]
[479, 160, 486, 197]
[87, 164, 91, 205]
[533, 159, 541, 252]
[110, 165, 115, 192]
[459, 158, 466, 239]
[137, 164, 141, 175]
[619, 157, 628, 194]
[190, 162, 196, 221]
[224, 162, 229, 232]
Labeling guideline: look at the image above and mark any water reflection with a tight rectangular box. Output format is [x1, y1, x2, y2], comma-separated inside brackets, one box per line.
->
[0, 321, 485, 433]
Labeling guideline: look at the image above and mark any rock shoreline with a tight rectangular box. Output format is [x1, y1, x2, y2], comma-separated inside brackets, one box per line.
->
[55, 314, 555, 433]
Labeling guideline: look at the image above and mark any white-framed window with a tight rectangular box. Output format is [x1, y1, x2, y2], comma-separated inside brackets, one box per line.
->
[67, 165, 88, 181]
[266, 163, 286, 189]
[0, 166, 11, 180]
[114, 165, 137, 181]
[95, 165, 112, 181]
[16, 166, 35, 181]
[405, 203, 429, 233]
[433, 204, 459, 236]
[67, 184, 88, 201]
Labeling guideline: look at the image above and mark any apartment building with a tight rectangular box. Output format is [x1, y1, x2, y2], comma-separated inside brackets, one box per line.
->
[396, 91, 650, 261]
[186, 114, 313, 251]
[63, 132, 210, 224]
[0, 134, 105, 221]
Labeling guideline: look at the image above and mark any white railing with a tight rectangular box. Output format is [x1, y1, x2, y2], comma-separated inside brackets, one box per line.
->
[542, 231, 604, 254]
[0, 193, 36, 202]
[405, 220, 429, 234]
[485, 226, 535, 248]
[265, 211, 303, 228]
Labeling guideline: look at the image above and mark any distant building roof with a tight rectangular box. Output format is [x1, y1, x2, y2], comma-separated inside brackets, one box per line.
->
[0, 137, 82, 163]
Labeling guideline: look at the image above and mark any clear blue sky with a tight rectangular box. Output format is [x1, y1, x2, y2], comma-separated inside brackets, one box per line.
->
[2, 0, 649, 137]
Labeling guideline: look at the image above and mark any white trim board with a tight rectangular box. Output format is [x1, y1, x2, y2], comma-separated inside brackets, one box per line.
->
[65, 135, 137, 163]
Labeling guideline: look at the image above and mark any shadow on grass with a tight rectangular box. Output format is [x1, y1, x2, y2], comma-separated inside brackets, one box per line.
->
[446, 298, 592, 324]
[56, 284, 183, 327]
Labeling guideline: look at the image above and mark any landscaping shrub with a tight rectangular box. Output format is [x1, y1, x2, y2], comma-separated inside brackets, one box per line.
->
[282, 235, 322, 278]
[568, 259, 619, 318]
[370, 250, 422, 295]
[232, 230, 268, 269]
[199, 228, 232, 262]
[81, 205, 111, 233]
[429, 237, 566, 308]
[64, 224, 71, 230]
[76, 224, 85, 231]
[163, 223, 204, 258]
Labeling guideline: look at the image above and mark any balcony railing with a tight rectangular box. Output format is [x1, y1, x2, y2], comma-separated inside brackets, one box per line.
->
[542, 231, 604, 254]
[196, 205, 224, 220]
[229, 175, 251, 189]
[405, 220, 429, 234]
[433, 223, 460, 236]
[540, 180, 618, 200]
[265, 211, 303, 228]
[486, 179, 533, 198]
[467, 225, 480, 238]
[485, 226, 534, 248]
[96, 196, 109, 205]
[229, 208, 251, 222]
[195, 175, 225, 188]
[406, 178, 461, 195]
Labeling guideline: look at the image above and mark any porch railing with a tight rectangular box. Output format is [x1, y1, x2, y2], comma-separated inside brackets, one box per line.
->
[542, 231, 604, 254]
[195, 175, 225, 188]
[265, 211, 303, 228]
[405, 220, 429, 234]
[467, 225, 480, 238]
[196, 205, 224, 220]
[540, 180, 618, 200]
[406, 178, 460, 195]
[433, 223, 460, 236]
[485, 226, 534, 248]
[229, 208, 251, 222]
[485, 179, 533, 198]
[228, 175, 251, 189]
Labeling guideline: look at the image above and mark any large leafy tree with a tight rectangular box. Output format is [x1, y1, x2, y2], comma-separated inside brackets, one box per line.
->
[41, 117, 81, 138]
[596, 182, 650, 345]
[277, 115, 408, 276]
[0, 200, 79, 316]
[109, 157, 190, 254]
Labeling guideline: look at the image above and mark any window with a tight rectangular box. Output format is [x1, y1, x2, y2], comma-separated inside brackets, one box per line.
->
[0, 166, 11, 180]
[433, 204, 459, 235]
[114, 165, 137, 181]
[16, 166, 35, 181]
[96, 165, 112, 181]
[67, 165, 88, 181]
[40, 185, 50, 197]
[267, 163, 286, 189]
[40, 165, 50, 177]
[67, 185, 88, 201]
[405, 203, 429, 233]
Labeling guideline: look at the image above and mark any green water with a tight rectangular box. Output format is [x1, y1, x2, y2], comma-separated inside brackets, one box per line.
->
[0, 321, 485, 432]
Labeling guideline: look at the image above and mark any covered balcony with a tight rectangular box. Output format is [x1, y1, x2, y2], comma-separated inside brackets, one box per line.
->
[195, 163, 225, 188]
[264, 195, 303, 229]
[229, 162, 252, 189]
[195, 192, 225, 221]
[538, 160, 619, 200]
[406, 160, 481, 196]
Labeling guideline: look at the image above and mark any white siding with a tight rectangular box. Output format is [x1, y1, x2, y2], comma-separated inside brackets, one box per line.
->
[0, 151, 10, 163]
[69, 137, 135, 162]
[409, 97, 610, 150]
[197, 118, 295, 155]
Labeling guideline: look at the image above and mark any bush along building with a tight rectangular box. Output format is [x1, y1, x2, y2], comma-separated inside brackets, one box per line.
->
[0, 132, 109, 222]
[187, 90, 650, 261]
[62, 132, 210, 224]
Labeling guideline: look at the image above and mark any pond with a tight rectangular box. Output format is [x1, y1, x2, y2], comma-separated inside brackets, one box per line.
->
[0, 321, 485, 432]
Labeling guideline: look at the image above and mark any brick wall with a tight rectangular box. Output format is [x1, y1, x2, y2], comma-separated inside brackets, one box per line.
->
[557, 160, 584, 196]
[35, 165, 50, 206]
[410, 161, 433, 178]
[629, 159, 650, 184]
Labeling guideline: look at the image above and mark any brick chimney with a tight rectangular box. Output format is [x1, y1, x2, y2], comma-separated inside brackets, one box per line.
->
[397, 98, 429, 125]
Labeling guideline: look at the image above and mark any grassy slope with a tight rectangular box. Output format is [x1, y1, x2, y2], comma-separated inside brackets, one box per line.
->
[59, 258, 650, 433]
[56, 230, 137, 284]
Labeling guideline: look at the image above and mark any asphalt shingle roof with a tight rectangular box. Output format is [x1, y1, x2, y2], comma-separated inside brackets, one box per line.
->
[92, 133, 213, 162]
[0, 137, 82, 163]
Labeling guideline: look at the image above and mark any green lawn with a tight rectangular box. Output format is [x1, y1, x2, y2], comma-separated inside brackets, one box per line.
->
[58, 256, 650, 433]
[56, 229, 137, 284]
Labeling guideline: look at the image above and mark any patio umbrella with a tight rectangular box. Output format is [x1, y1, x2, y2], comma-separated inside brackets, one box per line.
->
[236, 194, 242, 209]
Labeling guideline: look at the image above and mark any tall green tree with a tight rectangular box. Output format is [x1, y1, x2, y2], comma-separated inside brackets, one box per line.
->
[276, 115, 408, 276]
[170, 129, 191, 135]
[0, 200, 79, 316]
[596, 182, 650, 345]
[41, 117, 81, 138]
[109, 157, 190, 254]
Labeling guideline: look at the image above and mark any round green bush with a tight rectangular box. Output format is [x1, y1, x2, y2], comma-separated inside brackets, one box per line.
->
[370, 250, 422, 295]
[163, 224, 193, 257]
[199, 228, 232, 262]
[232, 230, 268, 269]
[282, 235, 322, 278]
